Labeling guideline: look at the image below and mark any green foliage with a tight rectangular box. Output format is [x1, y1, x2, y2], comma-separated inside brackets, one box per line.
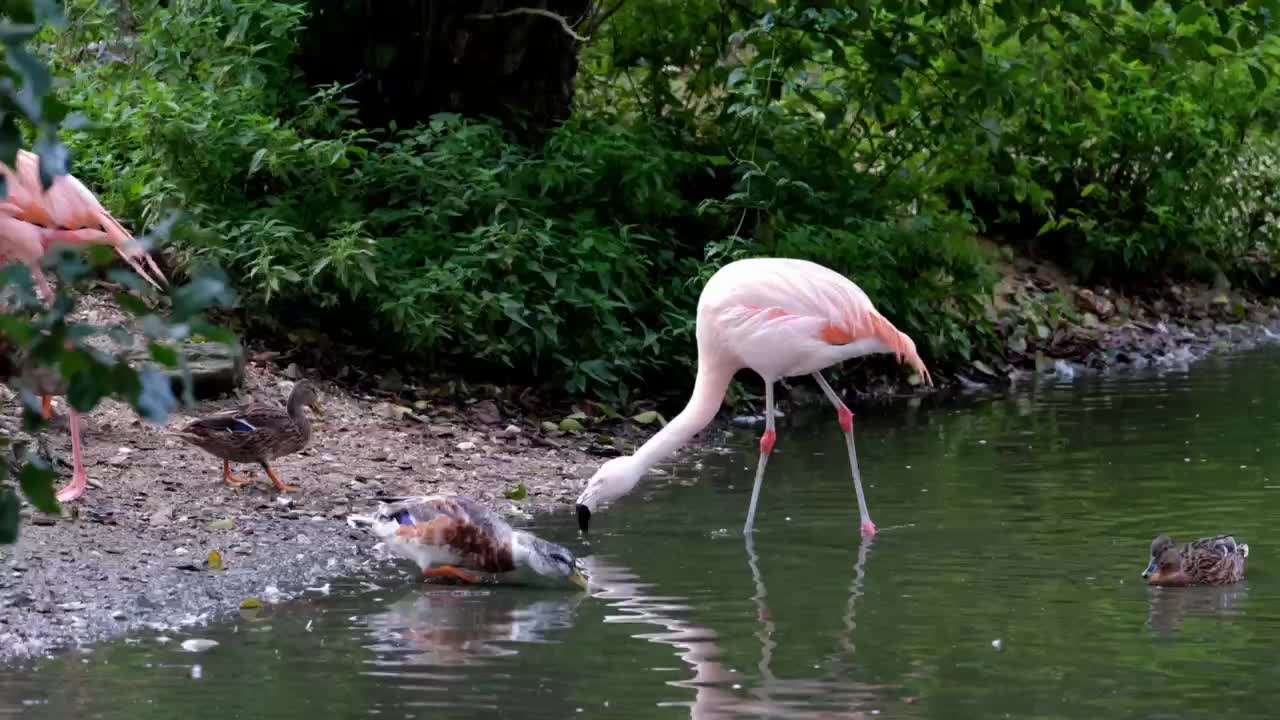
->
[0, 0, 238, 543]
[43, 0, 1280, 406]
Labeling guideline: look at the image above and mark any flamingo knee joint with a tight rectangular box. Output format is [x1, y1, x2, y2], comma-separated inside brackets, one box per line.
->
[837, 405, 853, 433]
[760, 429, 777, 455]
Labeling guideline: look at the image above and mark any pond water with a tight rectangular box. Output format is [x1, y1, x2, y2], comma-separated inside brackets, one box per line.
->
[5, 350, 1280, 719]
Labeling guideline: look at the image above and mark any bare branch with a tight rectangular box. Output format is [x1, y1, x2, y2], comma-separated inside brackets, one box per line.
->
[466, 7, 589, 43]
[582, 0, 627, 38]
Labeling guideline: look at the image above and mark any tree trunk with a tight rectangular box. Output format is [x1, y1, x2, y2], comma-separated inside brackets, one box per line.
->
[296, 0, 594, 141]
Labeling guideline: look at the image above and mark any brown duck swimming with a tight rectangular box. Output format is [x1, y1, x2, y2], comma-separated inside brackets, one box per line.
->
[1143, 534, 1249, 586]
[173, 381, 323, 492]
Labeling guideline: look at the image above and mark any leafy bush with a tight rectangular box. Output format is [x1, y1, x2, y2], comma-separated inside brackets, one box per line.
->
[937, 5, 1280, 284]
[42, 0, 1280, 403]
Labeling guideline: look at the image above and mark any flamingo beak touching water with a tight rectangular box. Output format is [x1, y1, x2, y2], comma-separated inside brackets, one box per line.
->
[576, 504, 591, 534]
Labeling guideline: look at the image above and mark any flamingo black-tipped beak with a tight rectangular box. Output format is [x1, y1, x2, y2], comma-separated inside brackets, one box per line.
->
[576, 504, 591, 534]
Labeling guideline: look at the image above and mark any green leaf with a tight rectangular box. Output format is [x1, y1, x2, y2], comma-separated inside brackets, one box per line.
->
[148, 342, 179, 368]
[1176, 2, 1206, 26]
[503, 482, 527, 501]
[19, 458, 59, 514]
[0, 490, 18, 544]
[631, 410, 668, 427]
[1248, 63, 1267, 92]
[1214, 9, 1231, 34]
[248, 148, 268, 176]
[1018, 21, 1046, 43]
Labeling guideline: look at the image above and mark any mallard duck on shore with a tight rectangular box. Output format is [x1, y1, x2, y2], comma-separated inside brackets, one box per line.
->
[347, 494, 589, 589]
[172, 380, 323, 493]
[1143, 534, 1249, 586]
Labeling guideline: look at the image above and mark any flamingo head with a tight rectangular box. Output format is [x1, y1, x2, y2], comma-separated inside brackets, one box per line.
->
[574, 455, 643, 535]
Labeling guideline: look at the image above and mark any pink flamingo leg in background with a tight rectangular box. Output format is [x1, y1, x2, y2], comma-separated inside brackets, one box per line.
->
[54, 409, 88, 503]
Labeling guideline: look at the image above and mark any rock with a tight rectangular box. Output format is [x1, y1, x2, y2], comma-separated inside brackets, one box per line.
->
[1074, 288, 1114, 319]
[125, 341, 246, 401]
[467, 399, 502, 426]
[377, 369, 404, 393]
[455, 441, 476, 451]
[373, 402, 412, 420]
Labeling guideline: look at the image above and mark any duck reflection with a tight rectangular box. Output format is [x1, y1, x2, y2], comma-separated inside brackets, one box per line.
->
[360, 587, 586, 667]
[1146, 583, 1249, 638]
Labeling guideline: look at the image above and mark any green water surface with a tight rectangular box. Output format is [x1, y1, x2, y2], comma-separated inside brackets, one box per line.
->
[5, 350, 1280, 719]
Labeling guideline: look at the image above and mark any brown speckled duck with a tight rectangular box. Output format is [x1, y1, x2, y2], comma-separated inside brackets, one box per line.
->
[1143, 534, 1249, 587]
[173, 380, 323, 493]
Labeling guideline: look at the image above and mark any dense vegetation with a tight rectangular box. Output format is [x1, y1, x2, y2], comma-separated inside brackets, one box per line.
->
[39, 0, 1280, 404]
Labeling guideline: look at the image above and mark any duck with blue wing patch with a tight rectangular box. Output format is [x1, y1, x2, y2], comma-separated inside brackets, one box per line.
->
[348, 495, 590, 589]
[171, 380, 323, 493]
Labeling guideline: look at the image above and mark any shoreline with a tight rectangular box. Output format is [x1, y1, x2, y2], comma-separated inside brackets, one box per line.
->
[4, 257, 1280, 665]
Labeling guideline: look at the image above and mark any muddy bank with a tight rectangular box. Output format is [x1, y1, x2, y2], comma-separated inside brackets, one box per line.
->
[938, 251, 1280, 391]
[0, 294, 698, 665]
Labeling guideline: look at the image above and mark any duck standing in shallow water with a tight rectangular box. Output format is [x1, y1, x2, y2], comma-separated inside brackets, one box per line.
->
[173, 380, 323, 493]
[347, 495, 589, 589]
[1143, 534, 1249, 586]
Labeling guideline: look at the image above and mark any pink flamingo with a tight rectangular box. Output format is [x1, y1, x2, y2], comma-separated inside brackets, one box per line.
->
[575, 257, 932, 537]
[0, 150, 168, 503]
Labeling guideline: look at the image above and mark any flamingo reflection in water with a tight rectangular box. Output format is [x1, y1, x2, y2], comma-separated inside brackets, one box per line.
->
[354, 534, 911, 718]
[582, 533, 919, 720]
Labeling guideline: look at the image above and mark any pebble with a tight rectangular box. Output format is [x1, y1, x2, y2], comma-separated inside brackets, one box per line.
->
[180, 638, 219, 653]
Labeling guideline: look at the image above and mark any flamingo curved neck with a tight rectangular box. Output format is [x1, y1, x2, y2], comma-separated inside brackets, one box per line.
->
[629, 360, 735, 477]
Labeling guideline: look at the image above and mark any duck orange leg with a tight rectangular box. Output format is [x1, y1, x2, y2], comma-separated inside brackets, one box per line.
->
[423, 566, 481, 584]
[261, 463, 299, 493]
[222, 459, 250, 487]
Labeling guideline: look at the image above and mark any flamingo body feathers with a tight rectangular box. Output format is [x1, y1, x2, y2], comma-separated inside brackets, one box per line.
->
[697, 258, 930, 384]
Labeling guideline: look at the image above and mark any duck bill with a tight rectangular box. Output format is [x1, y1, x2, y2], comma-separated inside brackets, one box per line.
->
[569, 567, 590, 590]
[1141, 559, 1158, 579]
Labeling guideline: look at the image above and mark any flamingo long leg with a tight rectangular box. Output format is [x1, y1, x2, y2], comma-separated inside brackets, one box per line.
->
[742, 380, 776, 534]
[53, 409, 88, 503]
[812, 371, 875, 537]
